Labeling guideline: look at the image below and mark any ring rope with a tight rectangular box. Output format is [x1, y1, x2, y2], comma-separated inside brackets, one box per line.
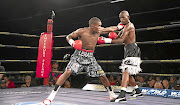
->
[1, 39, 180, 49]
[0, 71, 180, 77]
[0, 32, 39, 37]
[135, 24, 180, 32]
[0, 32, 67, 38]
[0, 59, 180, 63]
[0, 24, 179, 38]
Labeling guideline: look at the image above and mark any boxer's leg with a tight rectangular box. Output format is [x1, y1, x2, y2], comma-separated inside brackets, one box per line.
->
[111, 69, 129, 103]
[99, 75, 118, 100]
[88, 59, 118, 100]
[43, 54, 79, 105]
[129, 76, 143, 97]
[43, 70, 72, 105]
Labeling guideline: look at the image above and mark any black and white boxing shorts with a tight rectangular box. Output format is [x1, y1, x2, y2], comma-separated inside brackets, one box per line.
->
[65, 49, 105, 77]
[119, 43, 142, 75]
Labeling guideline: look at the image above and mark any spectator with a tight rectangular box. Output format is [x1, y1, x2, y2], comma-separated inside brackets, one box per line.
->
[0, 73, 3, 84]
[49, 62, 62, 86]
[174, 77, 180, 90]
[3, 75, 15, 88]
[144, 76, 149, 83]
[64, 80, 71, 88]
[155, 77, 162, 83]
[162, 79, 170, 89]
[154, 76, 163, 89]
[0, 62, 5, 85]
[177, 77, 180, 85]
[154, 82, 163, 89]
[148, 79, 155, 88]
[109, 75, 116, 85]
[139, 76, 147, 87]
[115, 76, 121, 86]
[169, 76, 177, 90]
[0, 80, 6, 89]
[135, 76, 140, 82]
[147, 76, 154, 82]
[21, 75, 32, 87]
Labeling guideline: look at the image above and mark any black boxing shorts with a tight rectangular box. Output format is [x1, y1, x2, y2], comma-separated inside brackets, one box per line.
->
[119, 43, 142, 75]
[124, 43, 141, 58]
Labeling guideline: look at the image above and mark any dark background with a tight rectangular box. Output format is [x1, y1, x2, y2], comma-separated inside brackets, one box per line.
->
[0, 0, 180, 74]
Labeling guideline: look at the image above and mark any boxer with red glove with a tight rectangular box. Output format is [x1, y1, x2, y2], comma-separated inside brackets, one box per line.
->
[43, 17, 119, 105]
[68, 39, 82, 50]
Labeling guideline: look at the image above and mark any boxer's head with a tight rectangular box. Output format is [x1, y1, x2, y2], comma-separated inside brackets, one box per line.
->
[119, 10, 130, 25]
[89, 17, 102, 34]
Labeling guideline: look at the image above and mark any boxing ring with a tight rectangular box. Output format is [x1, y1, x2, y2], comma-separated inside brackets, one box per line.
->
[0, 86, 179, 105]
[1, 22, 180, 105]
[1, 7, 180, 104]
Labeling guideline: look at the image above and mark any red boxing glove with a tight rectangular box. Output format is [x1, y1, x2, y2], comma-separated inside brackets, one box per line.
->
[68, 39, 82, 50]
[97, 37, 105, 45]
[73, 40, 82, 50]
[108, 32, 118, 39]
[97, 37, 112, 45]
[117, 23, 125, 30]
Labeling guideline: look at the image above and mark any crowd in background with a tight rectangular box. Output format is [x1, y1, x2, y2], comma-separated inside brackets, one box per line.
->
[108, 74, 180, 90]
[0, 61, 180, 90]
[0, 61, 71, 89]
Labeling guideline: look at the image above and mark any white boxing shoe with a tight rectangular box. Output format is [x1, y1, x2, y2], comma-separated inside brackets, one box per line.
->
[43, 98, 51, 105]
[108, 91, 118, 100]
[43, 90, 57, 105]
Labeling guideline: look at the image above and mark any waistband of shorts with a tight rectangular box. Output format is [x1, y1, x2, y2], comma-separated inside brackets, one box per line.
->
[125, 43, 137, 48]
[80, 49, 94, 52]
[125, 43, 137, 46]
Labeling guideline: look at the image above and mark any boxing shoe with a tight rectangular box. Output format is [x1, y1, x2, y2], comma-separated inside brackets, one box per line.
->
[108, 91, 118, 100]
[110, 90, 127, 103]
[43, 90, 57, 105]
[43, 99, 51, 105]
[130, 88, 143, 97]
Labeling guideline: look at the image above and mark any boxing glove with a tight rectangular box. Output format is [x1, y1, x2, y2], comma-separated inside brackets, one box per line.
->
[97, 37, 112, 45]
[108, 32, 118, 39]
[68, 39, 82, 50]
[117, 23, 125, 30]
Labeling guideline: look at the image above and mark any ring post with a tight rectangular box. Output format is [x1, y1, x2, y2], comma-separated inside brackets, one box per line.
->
[36, 11, 55, 86]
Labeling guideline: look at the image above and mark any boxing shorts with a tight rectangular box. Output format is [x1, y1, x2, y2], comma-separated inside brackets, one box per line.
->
[65, 49, 105, 77]
[119, 43, 142, 75]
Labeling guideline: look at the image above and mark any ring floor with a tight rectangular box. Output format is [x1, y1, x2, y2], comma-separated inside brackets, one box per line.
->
[0, 86, 179, 105]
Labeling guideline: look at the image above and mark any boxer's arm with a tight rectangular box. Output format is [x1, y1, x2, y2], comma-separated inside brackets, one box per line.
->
[66, 28, 84, 50]
[66, 28, 83, 46]
[111, 25, 131, 44]
[101, 23, 125, 34]
[66, 29, 82, 42]
[101, 26, 118, 34]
